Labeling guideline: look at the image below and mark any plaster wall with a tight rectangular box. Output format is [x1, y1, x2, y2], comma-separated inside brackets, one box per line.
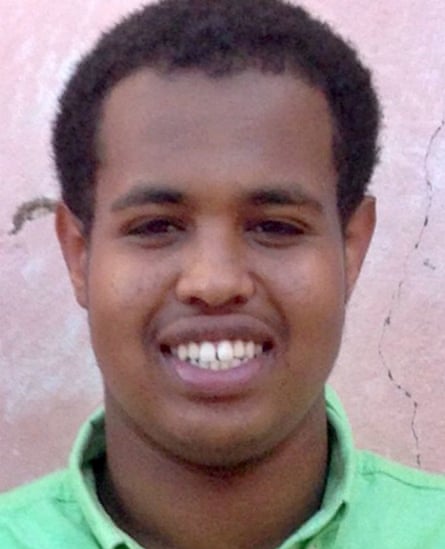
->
[1, 1, 445, 490]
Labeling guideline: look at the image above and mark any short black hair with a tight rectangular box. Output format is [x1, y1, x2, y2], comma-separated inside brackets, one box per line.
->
[52, 0, 380, 232]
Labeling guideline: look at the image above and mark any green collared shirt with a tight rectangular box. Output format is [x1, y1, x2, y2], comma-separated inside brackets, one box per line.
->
[2, 388, 445, 548]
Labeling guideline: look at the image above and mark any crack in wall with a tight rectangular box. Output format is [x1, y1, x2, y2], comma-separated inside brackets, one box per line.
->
[378, 114, 445, 468]
[9, 197, 57, 236]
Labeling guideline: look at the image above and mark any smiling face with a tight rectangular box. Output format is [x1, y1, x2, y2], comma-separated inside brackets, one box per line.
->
[57, 68, 374, 467]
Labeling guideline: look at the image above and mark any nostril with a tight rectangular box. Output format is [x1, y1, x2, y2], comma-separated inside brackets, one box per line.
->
[233, 294, 249, 305]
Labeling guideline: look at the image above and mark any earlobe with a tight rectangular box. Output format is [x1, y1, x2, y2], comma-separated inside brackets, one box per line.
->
[344, 196, 376, 301]
[55, 202, 89, 309]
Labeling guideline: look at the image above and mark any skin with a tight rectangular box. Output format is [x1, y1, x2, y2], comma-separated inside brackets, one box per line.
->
[56, 68, 375, 549]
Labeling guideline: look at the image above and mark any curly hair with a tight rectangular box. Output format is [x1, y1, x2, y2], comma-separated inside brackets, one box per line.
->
[52, 0, 381, 232]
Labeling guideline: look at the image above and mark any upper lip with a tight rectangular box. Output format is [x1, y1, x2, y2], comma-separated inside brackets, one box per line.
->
[156, 314, 278, 349]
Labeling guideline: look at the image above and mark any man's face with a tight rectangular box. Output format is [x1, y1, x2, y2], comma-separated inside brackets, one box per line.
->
[58, 69, 374, 466]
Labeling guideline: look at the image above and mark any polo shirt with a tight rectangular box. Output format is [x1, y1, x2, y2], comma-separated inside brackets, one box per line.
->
[1, 388, 445, 548]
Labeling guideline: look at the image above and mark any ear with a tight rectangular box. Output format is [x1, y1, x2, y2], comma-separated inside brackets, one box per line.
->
[55, 202, 89, 309]
[344, 196, 376, 301]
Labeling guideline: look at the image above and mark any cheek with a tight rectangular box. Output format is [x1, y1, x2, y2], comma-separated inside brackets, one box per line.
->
[85, 251, 174, 357]
[266, 245, 345, 303]
[279, 263, 346, 398]
[265, 248, 347, 342]
[89, 249, 173, 309]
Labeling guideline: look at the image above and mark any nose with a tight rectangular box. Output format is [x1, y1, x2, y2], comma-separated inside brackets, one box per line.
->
[175, 226, 255, 308]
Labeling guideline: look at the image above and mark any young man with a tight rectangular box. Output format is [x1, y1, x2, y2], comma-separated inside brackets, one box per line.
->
[2, 1, 445, 547]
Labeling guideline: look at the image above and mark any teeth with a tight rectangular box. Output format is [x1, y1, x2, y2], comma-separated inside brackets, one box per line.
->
[233, 340, 245, 359]
[169, 340, 267, 371]
[178, 344, 188, 362]
[217, 341, 234, 362]
[245, 341, 255, 359]
[188, 342, 200, 361]
[199, 342, 216, 363]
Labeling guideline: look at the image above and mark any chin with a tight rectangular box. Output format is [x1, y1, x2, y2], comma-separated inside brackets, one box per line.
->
[157, 415, 291, 470]
[169, 435, 275, 470]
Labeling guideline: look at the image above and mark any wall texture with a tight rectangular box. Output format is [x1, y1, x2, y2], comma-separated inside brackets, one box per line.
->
[1, 0, 444, 490]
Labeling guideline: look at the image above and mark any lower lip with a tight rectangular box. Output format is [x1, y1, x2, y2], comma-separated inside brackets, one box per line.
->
[163, 354, 269, 397]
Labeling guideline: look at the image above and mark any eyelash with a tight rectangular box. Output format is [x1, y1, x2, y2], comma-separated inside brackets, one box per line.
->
[247, 220, 303, 236]
[127, 218, 184, 237]
[245, 219, 306, 247]
[125, 217, 306, 247]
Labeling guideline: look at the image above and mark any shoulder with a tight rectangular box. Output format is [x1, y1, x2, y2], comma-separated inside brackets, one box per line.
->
[0, 471, 89, 547]
[356, 450, 445, 495]
[345, 450, 445, 546]
[0, 470, 74, 512]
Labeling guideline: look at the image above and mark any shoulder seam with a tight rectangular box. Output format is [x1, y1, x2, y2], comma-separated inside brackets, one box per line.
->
[357, 450, 445, 491]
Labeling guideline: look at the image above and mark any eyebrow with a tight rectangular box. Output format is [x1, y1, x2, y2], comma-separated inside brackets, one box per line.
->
[248, 187, 324, 212]
[111, 185, 185, 212]
[110, 183, 324, 213]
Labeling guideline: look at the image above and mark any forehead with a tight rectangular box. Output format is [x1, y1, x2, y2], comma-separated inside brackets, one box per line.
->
[96, 68, 337, 203]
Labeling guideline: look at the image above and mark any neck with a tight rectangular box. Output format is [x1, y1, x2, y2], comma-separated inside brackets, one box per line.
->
[97, 397, 329, 549]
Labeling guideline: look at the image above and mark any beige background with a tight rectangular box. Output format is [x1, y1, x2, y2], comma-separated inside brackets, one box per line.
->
[1, 1, 445, 490]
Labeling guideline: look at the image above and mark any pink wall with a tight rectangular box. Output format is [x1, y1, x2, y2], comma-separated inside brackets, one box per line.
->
[1, 1, 445, 490]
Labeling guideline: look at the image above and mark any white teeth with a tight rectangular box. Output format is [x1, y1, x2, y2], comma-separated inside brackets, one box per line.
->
[217, 341, 234, 362]
[233, 340, 245, 359]
[245, 341, 255, 359]
[199, 342, 216, 362]
[178, 344, 188, 361]
[169, 339, 268, 371]
[188, 342, 200, 361]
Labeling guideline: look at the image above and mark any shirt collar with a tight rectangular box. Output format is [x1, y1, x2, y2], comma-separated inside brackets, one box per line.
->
[68, 410, 143, 549]
[279, 386, 356, 547]
[68, 386, 356, 549]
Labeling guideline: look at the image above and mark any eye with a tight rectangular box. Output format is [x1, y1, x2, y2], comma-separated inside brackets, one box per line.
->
[246, 219, 305, 246]
[128, 218, 181, 235]
[252, 220, 302, 235]
[125, 217, 185, 246]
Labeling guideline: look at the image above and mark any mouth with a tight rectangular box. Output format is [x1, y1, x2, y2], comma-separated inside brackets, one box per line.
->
[161, 339, 274, 372]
